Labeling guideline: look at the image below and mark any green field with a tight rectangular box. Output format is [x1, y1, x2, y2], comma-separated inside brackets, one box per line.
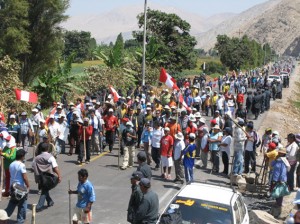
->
[71, 57, 222, 78]
[71, 60, 103, 74]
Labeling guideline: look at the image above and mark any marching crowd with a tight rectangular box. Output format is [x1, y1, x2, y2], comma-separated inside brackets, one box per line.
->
[0, 59, 298, 223]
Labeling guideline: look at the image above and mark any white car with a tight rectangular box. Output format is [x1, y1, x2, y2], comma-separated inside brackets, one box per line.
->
[267, 75, 281, 85]
[158, 182, 249, 224]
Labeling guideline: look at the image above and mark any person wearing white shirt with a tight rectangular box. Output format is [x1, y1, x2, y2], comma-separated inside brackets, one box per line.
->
[57, 115, 68, 154]
[151, 121, 164, 170]
[216, 94, 225, 116]
[48, 115, 60, 148]
[219, 127, 232, 175]
[174, 132, 185, 183]
[286, 133, 299, 191]
[89, 109, 102, 155]
[200, 127, 209, 168]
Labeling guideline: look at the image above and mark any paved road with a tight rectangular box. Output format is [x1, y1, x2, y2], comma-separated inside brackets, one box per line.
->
[1, 64, 296, 224]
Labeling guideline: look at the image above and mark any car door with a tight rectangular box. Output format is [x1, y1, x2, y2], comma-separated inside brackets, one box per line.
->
[236, 196, 249, 224]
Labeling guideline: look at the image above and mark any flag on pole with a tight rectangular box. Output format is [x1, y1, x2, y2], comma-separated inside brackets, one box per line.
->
[159, 68, 179, 90]
[179, 92, 191, 112]
[109, 86, 120, 102]
[14, 89, 38, 103]
[212, 77, 218, 88]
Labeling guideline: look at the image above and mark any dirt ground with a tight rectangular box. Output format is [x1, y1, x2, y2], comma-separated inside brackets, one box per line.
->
[257, 62, 300, 144]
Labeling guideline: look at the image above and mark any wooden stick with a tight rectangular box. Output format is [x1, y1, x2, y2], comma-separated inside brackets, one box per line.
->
[228, 116, 249, 136]
[118, 137, 120, 170]
[68, 180, 72, 224]
[83, 128, 86, 162]
[0, 156, 3, 202]
[31, 204, 36, 224]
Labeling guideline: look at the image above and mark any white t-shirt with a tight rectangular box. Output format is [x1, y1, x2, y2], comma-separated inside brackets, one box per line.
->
[151, 128, 164, 148]
[48, 121, 60, 140]
[245, 131, 255, 152]
[174, 140, 185, 160]
[10, 160, 26, 187]
[220, 135, 232, 157]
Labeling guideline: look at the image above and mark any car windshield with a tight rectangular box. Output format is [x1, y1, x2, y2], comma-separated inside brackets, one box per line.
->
[163, 196, 233, 224]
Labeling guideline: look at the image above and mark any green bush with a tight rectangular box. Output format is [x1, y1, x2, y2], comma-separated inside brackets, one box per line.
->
[203, 61, 226, 75]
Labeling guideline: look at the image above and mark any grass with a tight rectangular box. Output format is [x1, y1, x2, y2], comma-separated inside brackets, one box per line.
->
[71, 60, 103, 74]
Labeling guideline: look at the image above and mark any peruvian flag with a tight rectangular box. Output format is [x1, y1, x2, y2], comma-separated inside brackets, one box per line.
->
[15, 89, 38, 103]
[179, 92, 191, 112]
[109, 86, 120, 102]
[212, 77, 218, 88]
[159, 68, 179, 90]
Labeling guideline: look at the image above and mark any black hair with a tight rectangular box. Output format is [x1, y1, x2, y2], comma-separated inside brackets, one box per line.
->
[288, 133, 296, 141]
[78, 169, 88, 177]
[39, 143, 49, 152]
[16, 149, 26, 160]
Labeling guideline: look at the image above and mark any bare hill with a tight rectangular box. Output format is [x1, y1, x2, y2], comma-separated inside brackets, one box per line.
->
[196, 0, 300, 56]
[62, 3, 235, 44]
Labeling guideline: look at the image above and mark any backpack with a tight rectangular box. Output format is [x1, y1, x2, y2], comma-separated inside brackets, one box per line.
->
[160, 209, 182, 224]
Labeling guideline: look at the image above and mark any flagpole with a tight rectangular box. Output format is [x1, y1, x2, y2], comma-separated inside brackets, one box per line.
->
[142, 0, 147, 86]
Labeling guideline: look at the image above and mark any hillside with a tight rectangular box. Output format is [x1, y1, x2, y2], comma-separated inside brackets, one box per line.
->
[62, 3, 235, 44]
[196, 0, 300, 56]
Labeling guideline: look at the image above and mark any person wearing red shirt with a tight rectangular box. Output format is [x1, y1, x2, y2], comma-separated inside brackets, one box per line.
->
[236, 91, 244, 106]
[78, 117, 93, 164]
[160, 127, 174, 180]
[103, 108, 119, 153]
[185, 117, 197, 143]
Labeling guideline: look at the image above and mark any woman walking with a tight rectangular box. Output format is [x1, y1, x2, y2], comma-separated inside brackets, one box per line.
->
[208, 125, 223, 173]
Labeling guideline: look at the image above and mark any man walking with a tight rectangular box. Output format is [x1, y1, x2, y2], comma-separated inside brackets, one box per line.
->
[103, 108, 119, 153]
[121, 121, 137, 170]
[134, 178, 159, 224]
[5, 149, 29, 224]
[127, 171, 144, 223]
[32, 143, 62, 212]
[160, 127, 174, 180]
[69, 169, 96, 224]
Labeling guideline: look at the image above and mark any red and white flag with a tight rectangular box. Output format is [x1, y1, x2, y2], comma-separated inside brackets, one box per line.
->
[15, 89, 38, 103]
[109, 86, 120, 102]
[159, 68, 179, 90]
[179, 92, 191, 112]
[212, 77, 218, 88]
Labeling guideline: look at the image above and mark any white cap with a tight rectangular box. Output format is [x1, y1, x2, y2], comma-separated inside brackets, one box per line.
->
[21, 112, 27, 116]
[108, 108, 114, 112]
[10, 114, 16, 119]
[32, 108, 38, 112]
[58, 114, 65, 118]
[39, 119, 45, 123]
[146, 107, 151, 110]
[189, 133, 196, 139]
[57, 105, 62, 109]
[146, 102, 151, 106]
[199, 117, 206, 123]
[126, 121, 133, 127]
[49, 114, 54, 119]
[164, 127, 170, 132]
[83, 117, 89, 122]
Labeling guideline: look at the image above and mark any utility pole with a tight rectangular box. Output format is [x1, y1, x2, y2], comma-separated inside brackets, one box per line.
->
[142, 0, 147, 86]
[236, 29, 243, 39]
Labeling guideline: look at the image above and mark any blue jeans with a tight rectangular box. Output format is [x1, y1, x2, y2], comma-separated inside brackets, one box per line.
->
[184, 166, 193, 182]
[5, 197, 27, 224]
[233, 151, 244, 175]
[55, 138, 65, 154]
[287, 163, 297, 190]
[36, 189, 53, 209]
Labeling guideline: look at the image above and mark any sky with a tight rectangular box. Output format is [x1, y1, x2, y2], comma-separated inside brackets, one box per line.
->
[67, 0, 269, 17]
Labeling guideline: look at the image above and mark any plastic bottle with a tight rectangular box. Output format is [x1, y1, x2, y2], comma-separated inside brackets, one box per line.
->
[286, 213, 294, 224]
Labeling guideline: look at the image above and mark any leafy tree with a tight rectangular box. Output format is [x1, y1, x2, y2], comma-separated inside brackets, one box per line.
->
[21, 0, 69, 85]
[133, 9, 197, 73]
[215, 34, 272, 70]
[135, 37, 162, 66]
[0, 0, 30, 58]
[93, 33, 125, 68]
[0, 56, 31, 113]
[31, 54, 86, 107]
[64, 31, 96, 62]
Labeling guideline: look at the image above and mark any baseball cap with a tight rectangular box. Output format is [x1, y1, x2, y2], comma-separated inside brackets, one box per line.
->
[131, 171, 144, 180]
[139, 178, 151, 188]
[32, 108, 38, 113]
[164, 127, 170, 132]
[83, 117, 89, 122]
[49, 114, 54, 119]
[189, 133, 196, 139]
[10, 114, 16, 119]
[21, 112, 27, 116]
[108, 108, 114, 112]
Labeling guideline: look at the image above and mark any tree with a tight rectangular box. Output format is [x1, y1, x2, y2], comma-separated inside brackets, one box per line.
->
[31, 54, 86, 106]
[215, 34, 272, 70]
[0, 0, 30, 58]
[21, 0, 69, 85]
[93, 33, 126, 68]
[133, 9, 197, 73]
[64, 31, 96, 62]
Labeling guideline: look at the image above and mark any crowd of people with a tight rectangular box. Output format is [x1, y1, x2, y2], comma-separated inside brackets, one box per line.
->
[0, 59, 298, 223]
